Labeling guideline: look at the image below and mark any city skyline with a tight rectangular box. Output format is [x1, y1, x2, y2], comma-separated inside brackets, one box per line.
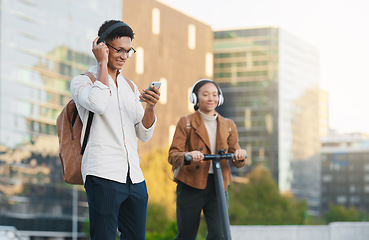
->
[158, 0, 369, 134]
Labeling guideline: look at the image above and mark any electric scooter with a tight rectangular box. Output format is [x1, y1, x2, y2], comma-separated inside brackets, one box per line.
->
[185, 149, 246, 240]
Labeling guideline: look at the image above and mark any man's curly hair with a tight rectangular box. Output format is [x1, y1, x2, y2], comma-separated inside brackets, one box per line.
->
[98, 20, 135, 42]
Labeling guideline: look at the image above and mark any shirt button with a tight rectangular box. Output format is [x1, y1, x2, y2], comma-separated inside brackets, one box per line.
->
[196, 165, 200, 169]
[199, 147, 203, 151]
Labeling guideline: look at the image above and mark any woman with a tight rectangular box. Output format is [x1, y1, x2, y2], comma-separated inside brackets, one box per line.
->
[168, 79, 247, 240]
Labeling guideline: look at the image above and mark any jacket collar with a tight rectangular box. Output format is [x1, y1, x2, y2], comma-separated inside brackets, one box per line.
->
[191, 111, 229, 153]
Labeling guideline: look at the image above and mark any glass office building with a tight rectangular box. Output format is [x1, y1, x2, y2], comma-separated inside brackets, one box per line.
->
[0, 0, 121, 237]
[320, 133, 369, 214]
[292, 132, 369, 216]
[214, 27, 320, 192]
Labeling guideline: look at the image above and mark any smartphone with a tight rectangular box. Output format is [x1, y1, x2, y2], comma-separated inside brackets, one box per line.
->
[139, 81, 161, 102]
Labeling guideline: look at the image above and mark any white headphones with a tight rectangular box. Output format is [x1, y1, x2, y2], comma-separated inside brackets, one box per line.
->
[189, 79, 224, 106]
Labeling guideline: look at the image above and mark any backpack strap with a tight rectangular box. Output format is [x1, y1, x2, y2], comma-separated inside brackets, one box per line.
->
[79, 72, 96, 155]
[81, 72, 96, 84]
[123, 76, 135, 93]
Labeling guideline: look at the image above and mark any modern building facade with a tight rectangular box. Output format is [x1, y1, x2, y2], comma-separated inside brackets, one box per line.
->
[319, 89, 329, 137]
[0, 0, 212, 237]
[123, 0, 213, 154]
[320, 132, 369, 213]
[0, 0, 118, 237]
[214, 27, 320, 192]
[290, 155, 321, 215]
[292, 132, 369, 216]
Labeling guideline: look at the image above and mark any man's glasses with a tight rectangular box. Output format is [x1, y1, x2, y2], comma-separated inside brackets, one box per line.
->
[106, 43, 136, 58]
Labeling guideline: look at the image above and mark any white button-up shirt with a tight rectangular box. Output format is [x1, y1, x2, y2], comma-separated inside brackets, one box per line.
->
[71, 66, 156, 184]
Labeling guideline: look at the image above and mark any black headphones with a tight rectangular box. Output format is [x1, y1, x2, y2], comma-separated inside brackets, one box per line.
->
[189, 79, 224, 106]
[97, 22, 129, 44]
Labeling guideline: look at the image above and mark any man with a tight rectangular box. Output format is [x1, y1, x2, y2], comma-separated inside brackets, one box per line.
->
[71, 20, 160, 240]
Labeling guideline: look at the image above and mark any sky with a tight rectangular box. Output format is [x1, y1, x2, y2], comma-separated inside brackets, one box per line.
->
[158, 0, 369, 134]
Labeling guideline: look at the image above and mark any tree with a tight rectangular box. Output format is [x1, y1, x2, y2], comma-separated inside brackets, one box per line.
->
[146, 203, 177, 240]
[324, 203, 369, 223]
[228, 165, 307, 225]
[140, 147, 177, 218]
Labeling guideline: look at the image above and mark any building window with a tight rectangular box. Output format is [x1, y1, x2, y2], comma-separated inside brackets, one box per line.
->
[188, 24, 196, 49]
[205, 52, 213, 77]
[364, 164, 369, 171]
[159, 78, 167, 104]
[336, 196, 347, 204]
[244, 108, 251, 129]
[265, 113, 273, 134]
[350, 196, 360, 204]
[246, 143, 252, 164]
[349, 185, 357, 193]
[135, 47, 144, 74]
[322, 174, 332, 182]
[152, 8, 160, 35]
[364, 185, 369, 193]
[259, 147, 265, 160]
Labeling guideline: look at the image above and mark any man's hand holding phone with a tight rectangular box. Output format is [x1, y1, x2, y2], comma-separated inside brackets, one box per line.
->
[139, 81, 161, 106]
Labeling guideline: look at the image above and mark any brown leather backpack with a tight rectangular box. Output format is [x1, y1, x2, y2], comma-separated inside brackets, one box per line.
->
[56, 72, 95, 185]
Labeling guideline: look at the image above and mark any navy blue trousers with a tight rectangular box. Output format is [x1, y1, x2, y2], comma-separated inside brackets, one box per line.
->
[84, 175, 148, 240]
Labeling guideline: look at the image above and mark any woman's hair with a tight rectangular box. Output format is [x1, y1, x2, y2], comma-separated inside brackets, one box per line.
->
[192, 80, 220, 111]
[98, 20, 135, 42]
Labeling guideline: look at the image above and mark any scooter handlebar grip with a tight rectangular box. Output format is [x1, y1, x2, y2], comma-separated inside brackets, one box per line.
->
[184, 154, 193, 165]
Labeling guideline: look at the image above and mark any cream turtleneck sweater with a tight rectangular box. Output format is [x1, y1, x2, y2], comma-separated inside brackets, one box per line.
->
[199, 110, 218, 174]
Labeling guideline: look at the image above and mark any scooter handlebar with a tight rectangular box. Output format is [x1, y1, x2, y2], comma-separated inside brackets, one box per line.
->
[203, 153, 235, 160]
[185, 153, 245, 163]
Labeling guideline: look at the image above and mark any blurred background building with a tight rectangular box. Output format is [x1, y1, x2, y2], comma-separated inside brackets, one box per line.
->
[320, 132, 369, 213]
[292, 132, 369, 216]
[123, 0, 213, 154]
[0, 0, 124, 238]
[213, 27, 321, 192]
[291, 88, 329, 216]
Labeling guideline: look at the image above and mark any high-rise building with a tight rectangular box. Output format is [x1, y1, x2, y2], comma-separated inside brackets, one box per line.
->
[292, 132, 369, 216]
[320, 132, 369, 213]
[319, 89, 329, 137]
[0, 0, 121, 148]
[123, 0, 213, 154]
[0, 0, 121, 237]
[0, 0, 213, 237]
[214, 27, 320, 192]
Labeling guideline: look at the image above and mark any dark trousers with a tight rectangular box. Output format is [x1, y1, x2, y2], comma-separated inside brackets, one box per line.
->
[175, 174, 228, 240]
[84, 175, 148, 240]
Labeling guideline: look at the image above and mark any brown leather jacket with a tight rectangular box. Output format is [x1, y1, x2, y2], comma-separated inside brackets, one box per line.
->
[168, 111, 246, 190]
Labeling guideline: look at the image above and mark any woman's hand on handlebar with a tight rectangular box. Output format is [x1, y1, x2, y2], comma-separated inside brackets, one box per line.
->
[186, 151, 204, 162]
[233, 149, 247, 162]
